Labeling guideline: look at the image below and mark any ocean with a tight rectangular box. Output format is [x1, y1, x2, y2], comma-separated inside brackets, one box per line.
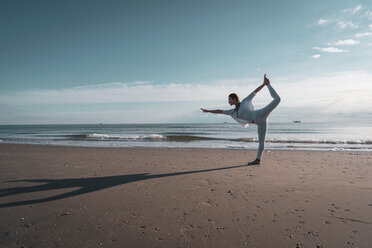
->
[0, 122, 372, 151]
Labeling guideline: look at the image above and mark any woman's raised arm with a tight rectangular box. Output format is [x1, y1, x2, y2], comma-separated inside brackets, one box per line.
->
[254, 74, 270, 94]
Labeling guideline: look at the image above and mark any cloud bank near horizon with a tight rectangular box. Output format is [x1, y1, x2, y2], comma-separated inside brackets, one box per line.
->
[1, 71, 372, 124]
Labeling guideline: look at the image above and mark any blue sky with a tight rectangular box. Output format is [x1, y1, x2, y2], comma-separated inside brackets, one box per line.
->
[1, 0, 372, 124]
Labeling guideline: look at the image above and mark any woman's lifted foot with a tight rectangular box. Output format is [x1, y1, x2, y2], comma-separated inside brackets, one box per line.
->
[248, 158, 260, 165]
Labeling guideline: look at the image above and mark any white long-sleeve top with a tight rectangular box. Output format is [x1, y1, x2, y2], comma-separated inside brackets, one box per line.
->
[222, 91, 256, 127]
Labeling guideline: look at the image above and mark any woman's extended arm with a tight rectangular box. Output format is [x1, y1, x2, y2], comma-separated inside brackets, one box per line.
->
[201, 108, 223, 114]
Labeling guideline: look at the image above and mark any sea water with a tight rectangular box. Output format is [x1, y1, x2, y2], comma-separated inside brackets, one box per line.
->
[0, 122, 372, 151]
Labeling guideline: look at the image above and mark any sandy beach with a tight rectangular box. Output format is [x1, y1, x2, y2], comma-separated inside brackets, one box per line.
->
[0, 144, 371, 247]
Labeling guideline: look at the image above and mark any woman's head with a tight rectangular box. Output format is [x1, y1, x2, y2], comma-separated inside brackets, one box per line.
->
[228, 93, 240, 106]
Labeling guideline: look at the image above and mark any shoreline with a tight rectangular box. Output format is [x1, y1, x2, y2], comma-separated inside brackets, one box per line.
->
[1, 144, 371, 247]
[1, 143, 372, 153]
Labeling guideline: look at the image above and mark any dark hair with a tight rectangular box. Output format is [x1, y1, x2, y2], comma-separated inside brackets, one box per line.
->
[228, 93, 240, 103]
[228, 93, 240, 116]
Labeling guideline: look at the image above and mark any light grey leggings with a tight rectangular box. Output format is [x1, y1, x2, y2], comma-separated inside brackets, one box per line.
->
[254, 84, 281, 159]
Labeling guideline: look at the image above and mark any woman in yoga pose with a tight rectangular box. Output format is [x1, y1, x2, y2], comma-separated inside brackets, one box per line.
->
[201, 74, 281, 165]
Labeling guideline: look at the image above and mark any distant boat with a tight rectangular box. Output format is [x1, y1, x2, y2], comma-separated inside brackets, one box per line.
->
[293, 120, 301, 123]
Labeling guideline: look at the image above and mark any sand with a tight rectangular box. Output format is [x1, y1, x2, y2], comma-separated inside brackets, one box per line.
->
[0, 144, 371, 248]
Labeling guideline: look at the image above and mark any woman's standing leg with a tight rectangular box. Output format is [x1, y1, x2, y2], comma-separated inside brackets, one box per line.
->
[248, 121, 267, 165]
[256, 121, 267, 160]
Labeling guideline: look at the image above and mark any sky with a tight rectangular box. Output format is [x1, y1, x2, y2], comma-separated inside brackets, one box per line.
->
[1, 0, 372, 124]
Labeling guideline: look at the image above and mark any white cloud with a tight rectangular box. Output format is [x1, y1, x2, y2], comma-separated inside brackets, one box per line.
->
[1, 72, 371, 108]
[277, 71, 372, 114]
[337, 20, 358, 29]
[354, 5, 362, 14]
[0, 79, 260, 105]
[365, 10, 372, 19]
[2, 72, 372, 123]
[313, 47, 349, 53]
[341, 5, 362, 15]
[328, 39, 360, 45]
[312, 54, 321, 59]
[355, 32, 372, 37]
[369, 24, 372, 29]
[317, 19, 331, 25]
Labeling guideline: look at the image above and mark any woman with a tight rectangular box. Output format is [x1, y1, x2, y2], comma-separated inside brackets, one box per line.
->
[201, 74, 281, 165]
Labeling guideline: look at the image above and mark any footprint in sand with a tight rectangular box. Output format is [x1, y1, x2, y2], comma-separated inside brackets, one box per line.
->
[179, 224, 194, 242]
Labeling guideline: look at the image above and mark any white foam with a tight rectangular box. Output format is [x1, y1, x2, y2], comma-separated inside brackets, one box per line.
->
[88, 133, 166, 140]
[225, 144, 248, 149]
[148, 134, 165, 139]
[90, 134, 110, 138]
[264, 138, 371, 145]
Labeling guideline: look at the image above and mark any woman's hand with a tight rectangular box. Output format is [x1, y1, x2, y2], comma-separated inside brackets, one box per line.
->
[264, 74, 270, 85]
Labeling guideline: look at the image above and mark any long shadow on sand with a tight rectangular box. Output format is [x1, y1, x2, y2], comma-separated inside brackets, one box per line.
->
[0, 163, 254, 208]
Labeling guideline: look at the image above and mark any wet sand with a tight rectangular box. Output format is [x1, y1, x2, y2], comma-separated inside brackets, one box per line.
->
[0, 144, 371, 247]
